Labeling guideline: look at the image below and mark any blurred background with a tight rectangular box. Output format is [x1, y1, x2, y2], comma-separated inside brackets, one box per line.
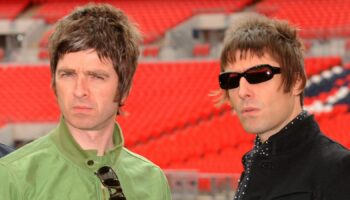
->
[0, 0, 350, 199]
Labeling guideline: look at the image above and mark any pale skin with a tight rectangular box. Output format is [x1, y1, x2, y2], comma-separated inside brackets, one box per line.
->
[55, 49, 123, 156]
[226, 51, 303, 142]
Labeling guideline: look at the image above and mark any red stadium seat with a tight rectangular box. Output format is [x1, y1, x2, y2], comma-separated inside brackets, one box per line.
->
[34, 0, 253, 44]
[193, 43, 210, 57]
[255, 0, 350, 38]
[143, 46, 160, 57]
[0, 1, 30, 20]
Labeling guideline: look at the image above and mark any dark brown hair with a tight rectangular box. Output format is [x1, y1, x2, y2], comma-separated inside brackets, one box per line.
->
[49, 3, 141, 112]
[220, 12, 306, 106]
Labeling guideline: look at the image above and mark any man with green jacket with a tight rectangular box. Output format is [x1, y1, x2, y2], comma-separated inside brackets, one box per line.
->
[0, 3, 171, 200]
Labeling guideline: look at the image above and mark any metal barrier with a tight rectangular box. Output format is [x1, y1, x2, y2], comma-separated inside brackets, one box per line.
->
[165, 170, 240, 200]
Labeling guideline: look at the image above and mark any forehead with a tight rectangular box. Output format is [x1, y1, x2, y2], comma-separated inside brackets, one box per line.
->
[225, 50, 280, 72]
[56, 49, 114, 71]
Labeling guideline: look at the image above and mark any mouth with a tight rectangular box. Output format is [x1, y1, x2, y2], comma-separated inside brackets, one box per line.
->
[241, 107, 259, 115]
[72, 105, 93, 112]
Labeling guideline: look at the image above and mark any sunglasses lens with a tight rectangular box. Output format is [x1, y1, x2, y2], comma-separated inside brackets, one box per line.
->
[110, 197, 126, 200]
[219, 65, 280, 89]
[219, 72, 240, 89]
[104, 179, 120, 187]
[245, 66, 273, 84]
[110, 195, 126, 200]
[98, 166, 110, 175]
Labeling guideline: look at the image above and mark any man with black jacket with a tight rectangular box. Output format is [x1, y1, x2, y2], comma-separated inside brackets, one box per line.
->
[0, 143, 13, 158]
[218, 13, 350, 200]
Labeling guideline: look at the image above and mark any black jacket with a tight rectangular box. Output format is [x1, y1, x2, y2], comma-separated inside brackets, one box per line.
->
[0, 143, 13, 158]
[239, 116, 350, 200]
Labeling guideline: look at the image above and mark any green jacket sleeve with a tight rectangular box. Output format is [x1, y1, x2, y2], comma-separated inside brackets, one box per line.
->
[0, 163, 22, 200]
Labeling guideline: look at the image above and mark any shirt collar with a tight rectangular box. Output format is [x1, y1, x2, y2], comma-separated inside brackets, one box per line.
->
[254, 110, 318, 156]
[271, 113, 321, 155]
[50, 117, 124, 171]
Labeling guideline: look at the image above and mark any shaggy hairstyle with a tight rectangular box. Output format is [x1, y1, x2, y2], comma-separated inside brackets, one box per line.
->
[219, 12, 306, 106]
[49, 3, 141, 113]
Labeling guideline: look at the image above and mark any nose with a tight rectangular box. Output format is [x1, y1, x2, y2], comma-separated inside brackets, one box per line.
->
[237, 77, 252, 99]
[73, 76, 88, 98]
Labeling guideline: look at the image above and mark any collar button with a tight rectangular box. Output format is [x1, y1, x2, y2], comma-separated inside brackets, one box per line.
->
[87, 160, 94, 166]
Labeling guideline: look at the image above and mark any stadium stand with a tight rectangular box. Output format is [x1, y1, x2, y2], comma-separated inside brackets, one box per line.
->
[0, 65, 59, 124]
[0, 0, 30, 20]
[192, 43, 211, 57]
[255, 0, 350, 38]
[35, 0, 253, 44]
[35, 0, 253, 61]
[143, 45, 160, 58]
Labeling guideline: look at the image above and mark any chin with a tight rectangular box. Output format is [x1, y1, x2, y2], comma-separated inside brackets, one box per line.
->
[66, 118, 96, 130]
[242, 126, 259, 134]
[241, 121, 262, 134]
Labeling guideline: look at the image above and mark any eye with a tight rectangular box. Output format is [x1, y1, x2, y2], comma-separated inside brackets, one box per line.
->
[60, 72, 74, 78]
[246, 66, 270, 75]
[91, 73, 105, 80]
[227, 72, 239, 78]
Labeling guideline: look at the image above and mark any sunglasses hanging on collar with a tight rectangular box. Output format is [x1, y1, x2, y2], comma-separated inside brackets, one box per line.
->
[95, 166, 127, 200]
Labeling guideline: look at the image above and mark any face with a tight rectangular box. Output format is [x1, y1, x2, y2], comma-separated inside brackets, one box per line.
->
[225, 51, 302, 140]
[55, 49, 119, 131]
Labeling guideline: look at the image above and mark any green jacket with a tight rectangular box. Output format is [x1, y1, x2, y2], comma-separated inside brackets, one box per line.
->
[0, 119, 171, 200]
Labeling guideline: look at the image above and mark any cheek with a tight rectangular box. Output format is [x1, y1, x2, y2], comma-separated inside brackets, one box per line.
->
[56, 83, 70, 95]
[94, 86, 118, 102]
[55, 84, 73, 105]
[227, 90, 240, 109]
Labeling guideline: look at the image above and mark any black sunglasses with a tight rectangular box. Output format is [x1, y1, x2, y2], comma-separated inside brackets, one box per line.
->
[95, 166, 127, 200]
[219, 64, 281, 89]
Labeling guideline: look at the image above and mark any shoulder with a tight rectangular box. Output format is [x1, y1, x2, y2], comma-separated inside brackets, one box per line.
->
[119, 147, 171, 199]
[312, 134, 350, 178]
[118, 147, 168, 181]
[315, 134, 350, 161]
[330, 145, 350, 170]
[120, 147, 162, 171]
[0, 134, 54, 168]
[322, 146, 350, 198]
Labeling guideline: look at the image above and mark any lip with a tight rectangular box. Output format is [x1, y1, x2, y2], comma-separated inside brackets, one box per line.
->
[241, 107, 259, 115]
[72, 105, 93, 112]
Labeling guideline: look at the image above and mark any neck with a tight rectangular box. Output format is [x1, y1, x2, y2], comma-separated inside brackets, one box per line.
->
[66, 121, 115, 156]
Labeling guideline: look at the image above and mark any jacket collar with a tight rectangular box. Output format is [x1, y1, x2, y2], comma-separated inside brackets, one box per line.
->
[49, 117, 124, 171]
[268, 115, 321, 155]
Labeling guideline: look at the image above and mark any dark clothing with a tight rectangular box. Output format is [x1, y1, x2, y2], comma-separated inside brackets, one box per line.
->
[0, 143, 13, 158]
[235, 111, 309, 199]
[235, 115, 350, 200]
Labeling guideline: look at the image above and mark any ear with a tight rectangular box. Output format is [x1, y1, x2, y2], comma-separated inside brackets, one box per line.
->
[119, 85, 132, 105]
[120, 95, 128, 106]
[291, 78, 304, 96]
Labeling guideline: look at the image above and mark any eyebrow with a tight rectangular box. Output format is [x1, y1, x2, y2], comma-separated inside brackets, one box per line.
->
[86, 71, 110, 78]
[56, 68, 75, 74]
[225, 64, 275, 73]
[56, 68, 110, 78]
